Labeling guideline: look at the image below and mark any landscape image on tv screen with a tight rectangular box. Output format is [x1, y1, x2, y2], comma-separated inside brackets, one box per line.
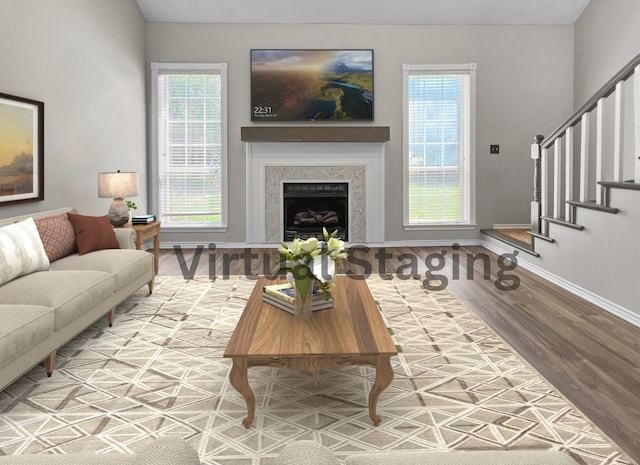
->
[251, 49, 373, 122]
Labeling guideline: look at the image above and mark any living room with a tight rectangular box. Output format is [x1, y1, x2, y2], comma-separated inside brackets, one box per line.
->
[1, 0, 639, 463]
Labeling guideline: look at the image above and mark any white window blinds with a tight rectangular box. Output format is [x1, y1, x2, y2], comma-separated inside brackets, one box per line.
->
[152, 63, 227, 228]
[403, 64, 475, 226]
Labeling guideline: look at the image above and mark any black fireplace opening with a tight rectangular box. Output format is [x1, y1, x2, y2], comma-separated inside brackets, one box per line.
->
[283, 182, 348, 241]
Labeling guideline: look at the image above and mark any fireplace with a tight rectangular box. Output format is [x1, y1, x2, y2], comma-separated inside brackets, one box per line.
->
[244, 140, 386, 244]
[283, 182, 348, 241]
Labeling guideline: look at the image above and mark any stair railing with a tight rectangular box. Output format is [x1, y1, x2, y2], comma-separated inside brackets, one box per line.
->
[531, 52, 640, 238]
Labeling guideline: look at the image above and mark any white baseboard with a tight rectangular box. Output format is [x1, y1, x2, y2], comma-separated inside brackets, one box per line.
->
[482, 239, 640, 328]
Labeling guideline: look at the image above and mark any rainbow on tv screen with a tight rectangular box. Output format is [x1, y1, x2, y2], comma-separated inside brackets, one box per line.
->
[250, 49, 374, 122]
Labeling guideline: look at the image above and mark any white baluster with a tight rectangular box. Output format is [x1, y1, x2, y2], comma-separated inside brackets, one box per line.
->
[553, 138, 562, 219]
[541, 147, 549, 235]
[613, 81, 624, 182]
[565, 126, 574, 221]
[580, 113, 590, 202]
[595, 98, 604, 204]
[634, 65, 640, 183]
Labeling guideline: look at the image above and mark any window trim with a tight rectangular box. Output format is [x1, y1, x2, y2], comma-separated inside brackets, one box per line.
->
[402, 63, 476, 230]
[150, 62, 228, 232]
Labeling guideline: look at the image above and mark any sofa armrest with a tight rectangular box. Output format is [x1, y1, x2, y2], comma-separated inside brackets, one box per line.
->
[277, 441, 339, 465]
[344, 450, 579, 465]
[114, 228, 137, 250]
[0, 438, 200, 465]
[136, 438, 200, 465]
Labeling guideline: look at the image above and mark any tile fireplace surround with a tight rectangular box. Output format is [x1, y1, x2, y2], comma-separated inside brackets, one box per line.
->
[243, 127, 388, 244]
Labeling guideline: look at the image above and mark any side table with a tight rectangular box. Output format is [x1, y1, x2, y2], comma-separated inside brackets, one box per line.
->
[124, 221, 161, 292]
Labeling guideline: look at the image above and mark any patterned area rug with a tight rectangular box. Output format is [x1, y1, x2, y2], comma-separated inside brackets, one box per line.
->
[0, 276, 633, 465]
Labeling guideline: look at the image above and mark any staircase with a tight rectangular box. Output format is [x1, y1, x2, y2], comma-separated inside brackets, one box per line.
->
[485, 52, 640, 254]
[482, 53, 640, 324]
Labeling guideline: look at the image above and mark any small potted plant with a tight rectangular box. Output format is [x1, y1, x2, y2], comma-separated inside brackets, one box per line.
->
[126, 200, 137, 223]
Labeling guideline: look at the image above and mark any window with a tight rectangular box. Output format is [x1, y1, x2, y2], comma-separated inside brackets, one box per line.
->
[403, 63, 475, 227]
[151, 63, 228, 229]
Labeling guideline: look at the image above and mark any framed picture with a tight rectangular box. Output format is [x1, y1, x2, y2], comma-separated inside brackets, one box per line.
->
[0, 92, 44, 206]
[250, 49, 374, 122]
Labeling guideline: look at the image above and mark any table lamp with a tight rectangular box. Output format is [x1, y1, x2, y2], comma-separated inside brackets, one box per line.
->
[98, 171, 139, 226]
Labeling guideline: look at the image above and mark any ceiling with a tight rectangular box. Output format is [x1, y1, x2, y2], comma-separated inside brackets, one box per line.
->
[135, 0, 592, 25]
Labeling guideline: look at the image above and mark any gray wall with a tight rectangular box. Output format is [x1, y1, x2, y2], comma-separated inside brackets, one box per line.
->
[146, 23, 574, 245]
[574, 0, 640, 106]
[0, 6, 576, 245]
[0, 0, 147, 218]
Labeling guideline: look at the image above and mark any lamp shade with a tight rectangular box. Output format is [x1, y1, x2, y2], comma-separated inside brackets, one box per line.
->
[98, 171, 138, 199]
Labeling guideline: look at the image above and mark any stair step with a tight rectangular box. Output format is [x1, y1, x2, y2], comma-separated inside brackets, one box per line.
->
[540, 216, 585, 230]
[566, 200, 620, 214]
[480, 229, 540, 257]
[598, 181, 640, 191]
[528, 231, 556, 243]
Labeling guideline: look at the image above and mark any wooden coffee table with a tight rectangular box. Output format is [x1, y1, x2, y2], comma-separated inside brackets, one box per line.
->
[223, 276, 397, 428]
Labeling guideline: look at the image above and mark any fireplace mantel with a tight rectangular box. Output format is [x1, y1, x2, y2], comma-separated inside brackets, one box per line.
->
[241, 126, 390, 143]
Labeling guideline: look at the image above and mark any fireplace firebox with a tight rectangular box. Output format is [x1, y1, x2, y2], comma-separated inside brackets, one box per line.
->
[283, 182, 348, 241]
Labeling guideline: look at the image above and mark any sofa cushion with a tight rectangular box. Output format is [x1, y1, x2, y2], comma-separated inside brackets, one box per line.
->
[278, 440, 340, 465]
[0, 305, 55, 369]
[0, 438, 200, 465]
[34, 209, 78, 262]
[51, 249, 153, 291]
[67, 213, 119, 255]
[0, 270, 114, 331]
[0, 217, 50, 286]
[344, 450, 579, 465]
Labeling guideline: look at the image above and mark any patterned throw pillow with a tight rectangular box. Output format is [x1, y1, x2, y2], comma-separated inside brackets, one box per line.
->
[0, 217, 51, 286]
[34, 209, 78, 262]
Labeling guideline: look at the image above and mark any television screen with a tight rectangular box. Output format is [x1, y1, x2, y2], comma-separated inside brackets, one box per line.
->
[250, 49, 374, 122]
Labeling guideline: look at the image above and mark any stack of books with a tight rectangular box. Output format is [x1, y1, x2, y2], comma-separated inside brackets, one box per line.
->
[263, 282, 333, 314]
[132, 214, 156, 225]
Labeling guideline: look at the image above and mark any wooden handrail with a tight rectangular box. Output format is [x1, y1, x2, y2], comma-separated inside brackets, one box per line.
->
[542, 52, 640, 149]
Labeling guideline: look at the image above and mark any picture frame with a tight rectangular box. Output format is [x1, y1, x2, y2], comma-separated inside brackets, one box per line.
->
[0, 92, 44, 206]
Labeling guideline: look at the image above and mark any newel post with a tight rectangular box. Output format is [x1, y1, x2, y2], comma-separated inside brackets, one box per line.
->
[530, 134, 544, 234]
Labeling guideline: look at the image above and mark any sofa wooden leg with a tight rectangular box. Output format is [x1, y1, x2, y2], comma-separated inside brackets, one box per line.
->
[147, 279, 154, 294]
[43, 351, 56, 377]
[107, 307, 116, 327]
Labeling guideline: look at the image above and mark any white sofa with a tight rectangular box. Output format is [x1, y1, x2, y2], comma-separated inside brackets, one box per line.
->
[0, 438, 580, 465]
[0, 438, 200, 465]
[278, 441, 580, 465]
[0, 207, 154, 392]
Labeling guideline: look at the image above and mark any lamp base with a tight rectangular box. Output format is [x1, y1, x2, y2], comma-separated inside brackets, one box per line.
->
[108, 198, 129, 227]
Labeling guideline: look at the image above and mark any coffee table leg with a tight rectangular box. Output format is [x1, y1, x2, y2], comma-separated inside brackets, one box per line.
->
[369, 355, 394, 425]
[229, 357, 255, 428]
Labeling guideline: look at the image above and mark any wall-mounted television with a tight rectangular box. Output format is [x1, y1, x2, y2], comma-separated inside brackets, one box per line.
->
[250, 49, 374, 122]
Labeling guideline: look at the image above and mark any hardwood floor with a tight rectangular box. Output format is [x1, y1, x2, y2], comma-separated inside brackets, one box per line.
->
[157, 245, 640, 462]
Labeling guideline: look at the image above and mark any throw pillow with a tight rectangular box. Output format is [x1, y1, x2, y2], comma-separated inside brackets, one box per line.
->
[67, 213, 120, 255]
[34, 209, 78, 262]
[0, 217, 51, 286]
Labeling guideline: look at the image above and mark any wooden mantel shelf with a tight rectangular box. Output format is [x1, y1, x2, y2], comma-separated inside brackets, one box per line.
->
[241, 126, 390, 143]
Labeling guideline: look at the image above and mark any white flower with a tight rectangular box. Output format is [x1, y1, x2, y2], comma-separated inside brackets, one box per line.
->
[300, 237, 319, 254]
[326, 237, 346, 258]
